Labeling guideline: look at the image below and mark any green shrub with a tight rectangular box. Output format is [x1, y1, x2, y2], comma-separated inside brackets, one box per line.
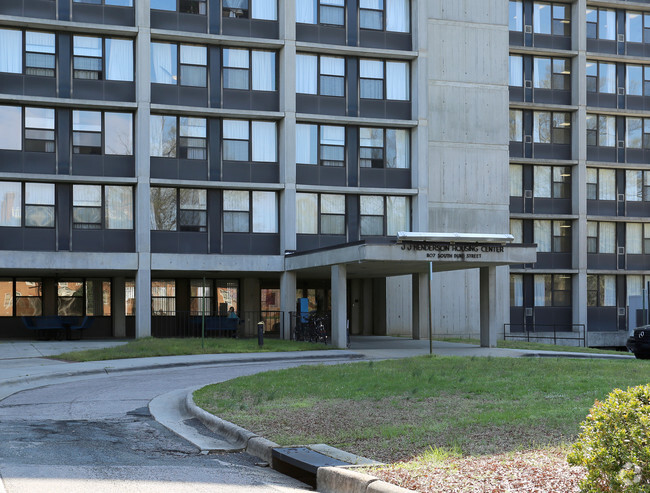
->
[568, 384, 650, 492]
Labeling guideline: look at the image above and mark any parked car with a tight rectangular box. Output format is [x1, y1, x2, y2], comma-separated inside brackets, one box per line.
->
[626, 325, 650, 359]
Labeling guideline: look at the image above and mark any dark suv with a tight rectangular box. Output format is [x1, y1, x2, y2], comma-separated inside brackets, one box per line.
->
[627, 326, 650, 359]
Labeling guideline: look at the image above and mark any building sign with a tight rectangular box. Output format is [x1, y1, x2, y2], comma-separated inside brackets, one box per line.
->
[399, 242, 505, 261]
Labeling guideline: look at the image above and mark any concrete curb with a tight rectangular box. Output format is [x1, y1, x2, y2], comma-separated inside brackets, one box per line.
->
[185, 390, 411, 493]
[0, 351, 364, 390]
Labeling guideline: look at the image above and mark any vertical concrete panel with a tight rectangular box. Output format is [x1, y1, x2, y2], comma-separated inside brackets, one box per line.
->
[280, 271, 296, 340]
[386, 275, 412, 336]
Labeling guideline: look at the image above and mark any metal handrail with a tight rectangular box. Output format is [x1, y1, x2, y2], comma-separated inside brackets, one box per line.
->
[503, 323, 587, 347]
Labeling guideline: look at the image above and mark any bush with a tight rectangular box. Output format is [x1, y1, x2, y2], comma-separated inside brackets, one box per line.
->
[568, 384, 650, 492]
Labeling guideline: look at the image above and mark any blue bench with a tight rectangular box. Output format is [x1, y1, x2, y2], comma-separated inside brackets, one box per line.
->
[192, 316, 239, 337]
[22, 316, 94, 340]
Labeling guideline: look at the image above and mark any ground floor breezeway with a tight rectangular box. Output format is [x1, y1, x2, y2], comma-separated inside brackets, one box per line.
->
[0, 237, 537, 348]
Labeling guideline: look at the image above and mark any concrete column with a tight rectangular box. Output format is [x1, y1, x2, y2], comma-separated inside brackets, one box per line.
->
[412, 272, 429, 340]
[280, 271, 297, 340]
[112, 277, 126, 338]
[362, 278, 373, 335]
[372, 278, 387, 336]
[43, 278, 57, 316]
[480, 266, 498, 348]
[135, 258, 151, 338]
[349, 279, 362, 335]
[331, 265, 347, 348]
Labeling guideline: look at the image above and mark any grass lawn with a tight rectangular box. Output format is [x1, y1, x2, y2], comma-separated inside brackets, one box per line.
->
[193, 356, 650, 463]
[52, 337, 329, 362]
[437, 337, 628, 355]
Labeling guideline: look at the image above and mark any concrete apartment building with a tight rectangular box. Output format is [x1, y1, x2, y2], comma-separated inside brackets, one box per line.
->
[6, 0, 642, 349]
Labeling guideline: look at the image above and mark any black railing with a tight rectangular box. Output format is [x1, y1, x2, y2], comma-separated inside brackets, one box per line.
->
[242, 311, 283, 338]
[151, 310, 284, 339]
[504, 323, 587, 347]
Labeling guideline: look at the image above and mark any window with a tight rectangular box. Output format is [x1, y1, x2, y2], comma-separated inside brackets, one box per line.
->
[534, 219, 571, 252]
[152, 280, 175, 315]
[586, 61, 616, 94]
[24, 107, 55, 153]
[150, 187, 207, 232]
[190, 279, 213, 315]
[627, 275, 650, 308]
[73, 36, 134, 81]
[587, 221, 616, 254]
[587, 275, 616, 307]
[74, 0, 133, 5]
[296, 193, 345, 235]
[0, 182, 22, 227]
[533, 166, 571, 199]
[0, 279, 12, 317]
[359, 0, 409, 32]
[222, 120, 277, 162]
[73, 110, 133, 155]
[25, 32, 55, 77]
[25, 183, 55, 228]
[360, 195, 409, 236]
[296, 0, 345, 25]
[625, 65, 650, 96]
[586, 168, 615, 200]
[533, 111, 570, 144]
[510, 164, 522, 197]
[222, 48, 276, 91]
[533, 3, 570, 36]
[58, 281, 84, 316]
[360, 59, 409, 100]
[509, 110, 523, 142]
[151, 42, 207, 87]
[509, 0, 523, 32]
[296, 54, 347, 97]
[0, 106, 22, 151]
[586, 114, 616, 147]
[533, 57, 570, 90]
[359, 128, 409, 168]
[151, 0, 205, 13]
[15, 280, 42, 316]
[85, 279, 111, 316]
[509, 55, 523, 87]
[223, 190, 278, 233]
[222, 0, 277, 20]
[626, 170, 650, 202]
[586, 8, 616, 40]
[320, 125, 345, 167]
[150, 115, 207, 159]
[626, 223, 650, 254]
[627, 12, 643, 43]
[534, 274, 571, 306]
[0, 29, 22, 74]
[510, 274, 523, 307]
[73, 185, 134, 230]
[626, 118, 650, 150]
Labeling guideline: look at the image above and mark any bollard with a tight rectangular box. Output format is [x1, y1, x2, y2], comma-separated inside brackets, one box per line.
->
[257, 321, 264, 347]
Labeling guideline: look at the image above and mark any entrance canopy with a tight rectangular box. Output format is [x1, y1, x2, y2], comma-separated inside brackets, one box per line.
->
[285, 238, 537, 278]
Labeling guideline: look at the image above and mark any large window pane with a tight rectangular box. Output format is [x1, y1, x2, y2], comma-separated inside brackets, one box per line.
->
[251, 121, 277, 162]
[386, 129, 409, 169]
[296, 124, 318, 165]
[296, 193, 317, 234]
[296, 54, 317, 94]
[25, 183, 55, 228]
[105, 113, 133, 155]
[15, 280, 42, 316]
[0, 29, 22, 74]
[386, 0, 409, 32]
[151, 42, 177, 85]
[252, 51, 275, 91]
[106, 186, 133, 230]
[150, 115, 177, 158]
[0, 106, 22, 151]
[150, 187, 177, 231]
[386, 196, 408, 235]
[106, 38, 133, 81]
[0, 182, 22, 227]
[252, 191, 277, 233]
[386, 61, 409, 100]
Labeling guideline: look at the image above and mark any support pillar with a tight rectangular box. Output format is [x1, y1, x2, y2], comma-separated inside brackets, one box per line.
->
[280, 271, 296, 340]
[362, 279, 373, 335]
[372, 278, 387, 336]
[480, 266, 498, 348]
[113, 277, 126, 338]
[243, 277, 260, 337]
[135, 261, 151, 338]
[331, 264, 347, 348]
[412, 273, 429, 340]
